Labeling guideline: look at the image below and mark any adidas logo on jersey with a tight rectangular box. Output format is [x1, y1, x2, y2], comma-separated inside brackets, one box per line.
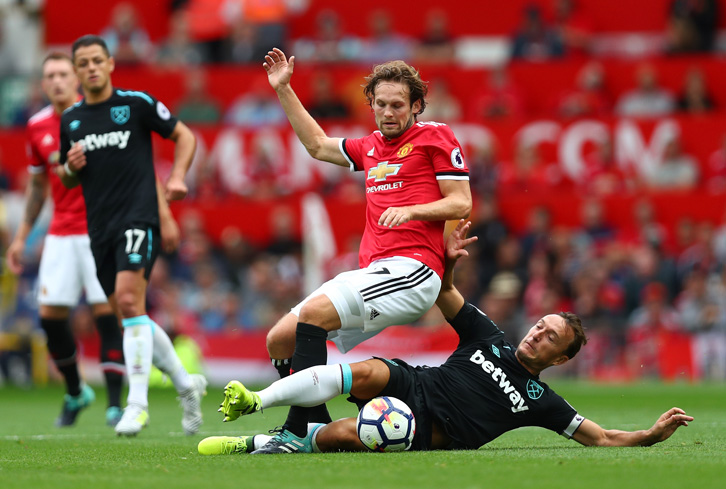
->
[370, 308, 380, 320]
[367, 147, 375, 156]
[72, 130, 131, 152]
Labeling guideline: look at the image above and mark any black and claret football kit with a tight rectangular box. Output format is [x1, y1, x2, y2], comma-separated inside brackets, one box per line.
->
[60, 88, 177, 295]
[353, 302, 585, 450]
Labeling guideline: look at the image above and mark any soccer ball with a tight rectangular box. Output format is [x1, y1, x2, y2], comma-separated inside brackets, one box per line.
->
[356, 396, 416, 452]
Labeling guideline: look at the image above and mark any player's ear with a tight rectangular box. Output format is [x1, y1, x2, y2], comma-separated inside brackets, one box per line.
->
[108, 56, 115, 74]
[552, 355, 569, 367]
[412, 98, 422, 115]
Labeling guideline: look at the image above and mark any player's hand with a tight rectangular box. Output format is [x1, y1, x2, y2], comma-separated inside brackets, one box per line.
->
[263, 47, 295, 91]
[160, 214, 181, 253]
[446, 220, 478, 262]
[66, 142, 87, 173]
[165, 176, 188, 201]
[647, 407, 693, 444]
[378, 206, 414, 228]
[5, 239, 25, 274]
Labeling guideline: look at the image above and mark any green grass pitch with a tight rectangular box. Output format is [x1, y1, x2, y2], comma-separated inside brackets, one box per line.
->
[1, 381, 724, 489]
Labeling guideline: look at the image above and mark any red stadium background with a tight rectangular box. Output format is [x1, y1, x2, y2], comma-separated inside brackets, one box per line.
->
[3, 0, 726, 383]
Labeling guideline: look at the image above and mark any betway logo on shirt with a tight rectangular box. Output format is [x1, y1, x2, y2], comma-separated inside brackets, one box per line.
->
[72, 130, 131, 152]
[469, 349, 529, 413]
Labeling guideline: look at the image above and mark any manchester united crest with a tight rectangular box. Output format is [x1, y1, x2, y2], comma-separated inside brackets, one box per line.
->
[397, 143, 414, 158]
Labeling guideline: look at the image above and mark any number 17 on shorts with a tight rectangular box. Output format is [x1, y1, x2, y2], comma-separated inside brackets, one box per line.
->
[116, 225, 159, 275]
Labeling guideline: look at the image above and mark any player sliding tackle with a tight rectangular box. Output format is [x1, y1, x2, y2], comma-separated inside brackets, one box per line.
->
[249, 47, 471, 453]
[199, 221, 693, 454]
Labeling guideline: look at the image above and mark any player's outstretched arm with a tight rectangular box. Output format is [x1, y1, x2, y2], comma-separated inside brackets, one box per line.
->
[263, 47, 347, 167]
[165, 121, 196, 201]
[5, 172, 48, 274]
[572, 407, 693, 447]
[436, 220, 477, 320]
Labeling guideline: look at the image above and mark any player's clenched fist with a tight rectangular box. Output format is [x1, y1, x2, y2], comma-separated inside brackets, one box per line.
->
[165, 176, 188, 201]
[66, 142, 87, 173]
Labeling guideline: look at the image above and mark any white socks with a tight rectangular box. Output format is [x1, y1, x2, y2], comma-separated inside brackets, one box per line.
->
[150, 319, 192, 393]
[121, 316, 153, 407]
[122, 315, 193, 406]
[258, 364, 344, 408]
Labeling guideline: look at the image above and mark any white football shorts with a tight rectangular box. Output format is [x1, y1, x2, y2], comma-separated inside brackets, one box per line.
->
[37, 234, 108, 306]
[291, 256, 442, 353]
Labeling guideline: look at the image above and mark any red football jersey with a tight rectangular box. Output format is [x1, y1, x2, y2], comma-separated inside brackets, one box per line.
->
[26, 104, 88, 236]
[341, 121, 469, 278]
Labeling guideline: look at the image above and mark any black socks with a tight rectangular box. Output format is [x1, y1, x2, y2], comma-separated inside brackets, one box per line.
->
[283, 322, 331, 437]
[40, 318, 80, 396]
[95, 314, 124, 408]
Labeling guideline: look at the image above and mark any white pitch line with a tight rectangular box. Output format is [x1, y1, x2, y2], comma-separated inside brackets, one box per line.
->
[1, 430, 259, 441]
[2, 433, 108, 441]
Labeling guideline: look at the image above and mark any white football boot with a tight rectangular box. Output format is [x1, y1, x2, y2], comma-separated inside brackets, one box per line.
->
[179, 374, 208, 435]
[115, 404, 149, 436]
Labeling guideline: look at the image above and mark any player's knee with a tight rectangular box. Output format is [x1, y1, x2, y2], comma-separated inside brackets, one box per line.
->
[298, 295, 340, 330]
[350, 360, 387, 399]
[114, 291, 142, 318]
[266, 323, 295, 358]
[90, 302, 114, 317]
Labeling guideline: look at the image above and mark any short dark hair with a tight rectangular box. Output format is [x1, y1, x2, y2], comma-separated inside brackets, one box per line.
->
[43, 52, 73, 67]
[558, 312, 587, 360]
[72, 35, 110, 61]
[363, 60, 428, 117]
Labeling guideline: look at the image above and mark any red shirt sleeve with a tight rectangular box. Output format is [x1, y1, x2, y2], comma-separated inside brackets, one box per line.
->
[428, 124, 469, 178]
[341, 135, 371, 172]
[25, 123, 46, 174]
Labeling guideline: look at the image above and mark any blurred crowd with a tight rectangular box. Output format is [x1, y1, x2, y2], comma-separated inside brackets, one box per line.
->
[5, 180, 726, 381]
[1, 0, 726, 381]
[0, 1, 724, 126]
[458, 196, 726, 381]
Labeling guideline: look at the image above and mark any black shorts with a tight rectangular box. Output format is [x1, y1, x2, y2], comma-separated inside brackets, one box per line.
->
[347, 357, 433, 451]
[90, 223, 161, 297]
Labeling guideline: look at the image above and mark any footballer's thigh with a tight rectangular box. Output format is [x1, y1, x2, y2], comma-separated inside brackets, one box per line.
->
[39, 304, 71, 320]
[316, 418, 367, 452]
[74, 234, 111, 306]
[37, 234, 85, 307]
[323, 257, 441, 353]
[94, 223, 160, 317]
[349, 359, 391, 400]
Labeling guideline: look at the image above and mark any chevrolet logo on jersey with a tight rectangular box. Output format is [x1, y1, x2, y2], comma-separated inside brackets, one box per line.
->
[72, 130, 131, 152]
[111, 105, 130, 125]
[368, 162, 402, 182]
